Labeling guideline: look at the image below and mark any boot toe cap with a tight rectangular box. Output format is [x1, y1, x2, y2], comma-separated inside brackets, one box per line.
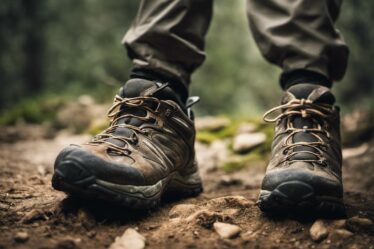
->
[53, 145, 145, 185]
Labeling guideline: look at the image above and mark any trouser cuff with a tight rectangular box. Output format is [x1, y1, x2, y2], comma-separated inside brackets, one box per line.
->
[280, 70, 332, 90]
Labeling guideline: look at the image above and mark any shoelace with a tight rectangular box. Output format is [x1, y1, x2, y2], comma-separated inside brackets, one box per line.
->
[263, 99, 335, 165]
[88, 95, 161, 156]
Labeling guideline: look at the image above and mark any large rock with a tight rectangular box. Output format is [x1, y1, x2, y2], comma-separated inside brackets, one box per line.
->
[195, 116, 230, 131]
[213, 222, 241, 239]
[232, 132, 266, 153]
[109, 228, 146, 249]
[236, 123, 257, 134]
[56, 95, 107, 134]
[310, 220, 329, 242]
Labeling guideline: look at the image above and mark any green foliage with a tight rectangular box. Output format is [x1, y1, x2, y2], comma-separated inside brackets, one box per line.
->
[191, 0, 281, 117]
[196, 120, 240, 144]
[0, 94, 67, 125]
[1, 0, 373, 123]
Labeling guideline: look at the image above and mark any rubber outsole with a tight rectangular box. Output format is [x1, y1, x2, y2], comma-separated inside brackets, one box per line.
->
[52, 167, 203, 209]
[257, 180, 346, 218]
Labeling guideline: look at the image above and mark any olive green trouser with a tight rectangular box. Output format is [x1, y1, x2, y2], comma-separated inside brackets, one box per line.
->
[123, 0, 349, 91]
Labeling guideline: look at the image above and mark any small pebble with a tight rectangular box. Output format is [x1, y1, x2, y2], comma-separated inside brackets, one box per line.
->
[14, 232, 29, 243]
[331, 229, 354, 239]
[109, 228, 145, 249]
[347, 216, 373, 232]
[213, 222, 241, 239]
[310, 220, 329, 242]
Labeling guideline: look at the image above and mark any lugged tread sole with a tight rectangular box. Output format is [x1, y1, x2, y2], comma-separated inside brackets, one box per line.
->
[257, 180, 346, 218]
[52, 170, 203, 210]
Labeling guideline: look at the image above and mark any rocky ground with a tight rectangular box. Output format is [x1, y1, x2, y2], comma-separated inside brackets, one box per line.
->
[1, 115, 374, 249]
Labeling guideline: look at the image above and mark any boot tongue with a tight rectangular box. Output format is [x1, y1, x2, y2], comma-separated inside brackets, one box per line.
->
[119, 78, 185, 106]
[284, 83, 334, 161]
[106, 79, 185, 149]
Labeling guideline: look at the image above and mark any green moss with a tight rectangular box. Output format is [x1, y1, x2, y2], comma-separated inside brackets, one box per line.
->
[196, 117, 263, 144]
[195, 131, 220, 144]
[221, 153, 264, 172]
[0, 94, 68, 125]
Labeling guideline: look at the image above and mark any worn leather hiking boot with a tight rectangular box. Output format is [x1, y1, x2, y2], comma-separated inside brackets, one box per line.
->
[52, 79, 202, 208]
[257, 83, 345, 216]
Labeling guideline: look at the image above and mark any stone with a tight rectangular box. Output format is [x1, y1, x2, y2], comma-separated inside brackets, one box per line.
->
[77, 95, 94, 106]
[331, 229, 354, 239]
[109, 228, 146, 249]
[195, 116, 230, 131]
[232, 132, 266, 153]
[210, 140, 229, 163]
[56, 103, 92, 133]
[195, 140, 228, 173]
[14, 232, 29, 243]
[236, 123, 257, 134]
[342, 143, 368, 159]
[346, 216, 373, 232]
[213, 222, 241, 239]
[169, 204, 199, 219]
[310, 220, 329, 242]
[37, 165, 47, 176]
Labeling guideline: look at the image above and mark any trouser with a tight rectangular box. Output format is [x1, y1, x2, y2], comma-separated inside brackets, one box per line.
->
[123, 0, 349, 94]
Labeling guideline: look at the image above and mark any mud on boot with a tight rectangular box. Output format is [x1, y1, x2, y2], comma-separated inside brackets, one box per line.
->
[257, 83, 346, 217]
[52, 79, 202, 209]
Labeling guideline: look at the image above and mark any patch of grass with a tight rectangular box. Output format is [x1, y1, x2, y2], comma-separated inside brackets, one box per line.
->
[195, 131, 220, 144]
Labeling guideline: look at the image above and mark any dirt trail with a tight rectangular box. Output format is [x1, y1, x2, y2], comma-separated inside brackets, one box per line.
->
[1, 127, 374, 249]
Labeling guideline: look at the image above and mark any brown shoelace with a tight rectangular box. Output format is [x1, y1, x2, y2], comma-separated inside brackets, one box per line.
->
[263, 99, 335, 165]
[88, 95, 161, 156]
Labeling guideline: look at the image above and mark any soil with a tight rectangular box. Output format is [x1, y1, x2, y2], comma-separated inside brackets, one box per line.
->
[1, 126, 374, 249]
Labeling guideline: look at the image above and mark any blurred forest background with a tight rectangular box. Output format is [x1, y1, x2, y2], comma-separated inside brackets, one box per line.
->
[0, 0, 373, 125]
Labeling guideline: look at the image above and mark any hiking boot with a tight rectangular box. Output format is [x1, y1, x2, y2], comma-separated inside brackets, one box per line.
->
[52, 79, 202, 208]
[257, 83, 345, 216]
